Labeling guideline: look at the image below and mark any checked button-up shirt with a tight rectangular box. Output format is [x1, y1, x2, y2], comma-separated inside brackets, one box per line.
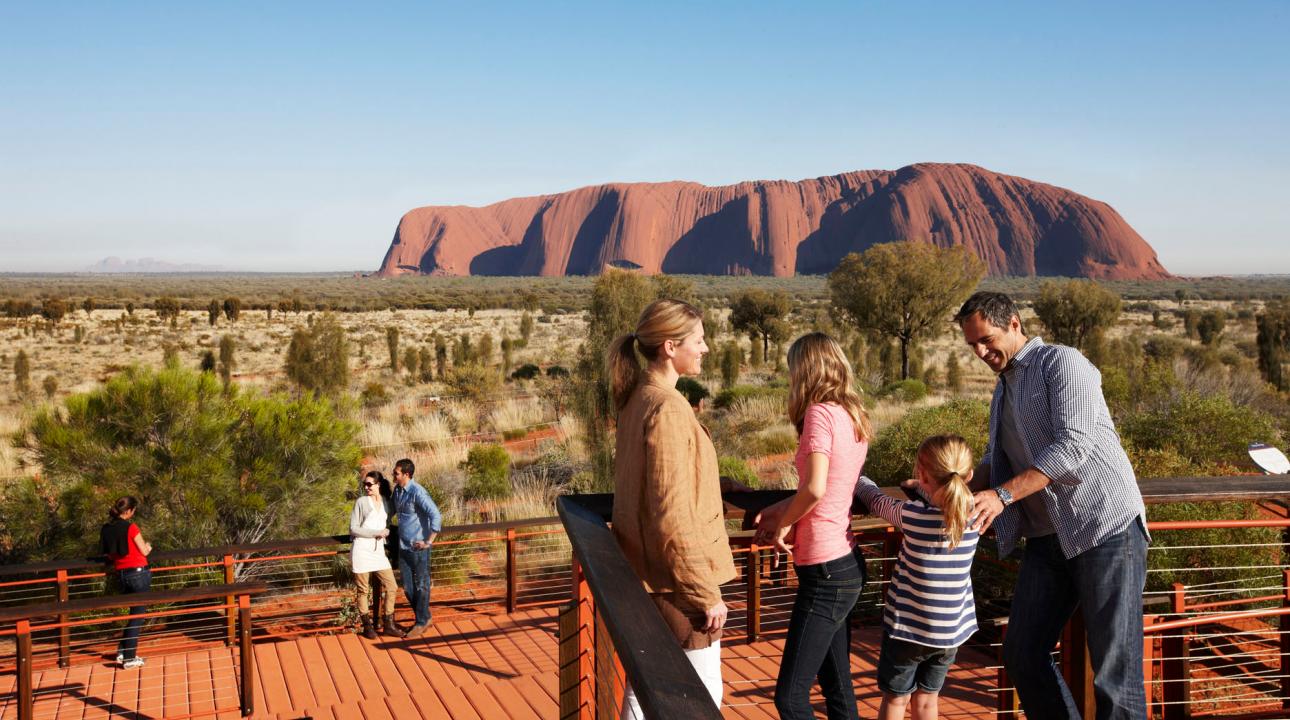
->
[986, 337, 1148, 559]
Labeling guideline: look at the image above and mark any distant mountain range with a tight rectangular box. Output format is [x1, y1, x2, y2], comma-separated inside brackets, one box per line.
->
[86, 257, 227, 273]
[378, 163, 1170, 280]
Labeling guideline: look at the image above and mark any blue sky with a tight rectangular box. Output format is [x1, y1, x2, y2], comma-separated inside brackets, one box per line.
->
[1, 1, 1286, 273]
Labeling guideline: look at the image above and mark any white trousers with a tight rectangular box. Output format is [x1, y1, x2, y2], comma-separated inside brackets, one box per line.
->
[619, 641, 722, 719]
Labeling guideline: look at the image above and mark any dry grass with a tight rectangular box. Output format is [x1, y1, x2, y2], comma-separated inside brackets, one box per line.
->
[487, 397, 548, 434]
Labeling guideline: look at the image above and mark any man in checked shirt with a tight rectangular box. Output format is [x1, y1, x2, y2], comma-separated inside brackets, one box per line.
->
[956, 291, 1149, 720]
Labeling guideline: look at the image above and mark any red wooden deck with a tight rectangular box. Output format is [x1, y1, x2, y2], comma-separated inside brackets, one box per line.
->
[2, 609, 995, 719]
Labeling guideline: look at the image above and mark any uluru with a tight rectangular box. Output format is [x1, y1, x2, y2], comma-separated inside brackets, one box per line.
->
[377, 163, 1170, 280]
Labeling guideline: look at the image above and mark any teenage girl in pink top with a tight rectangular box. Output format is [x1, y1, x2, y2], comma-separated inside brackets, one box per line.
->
[755, 332, 872, 720]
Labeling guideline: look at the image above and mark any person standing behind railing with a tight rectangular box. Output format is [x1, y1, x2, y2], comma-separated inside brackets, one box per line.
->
[607, 298, 737, 719]
[351, 470, 401, 639]
[99, 496, 152, 670]
[752, 332, 871, 720]
[955, 291, 1148, 720]
[854, 436, 979, 720]
[391, 457, 442, 639]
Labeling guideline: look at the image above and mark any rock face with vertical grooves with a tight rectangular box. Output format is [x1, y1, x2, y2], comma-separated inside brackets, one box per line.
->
[377, 163, 1170, 279]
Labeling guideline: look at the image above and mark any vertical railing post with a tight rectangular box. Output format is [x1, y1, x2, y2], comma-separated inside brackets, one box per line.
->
[224, 554, 237, 646]
[996, 624, 1019, 715]
[56, 569, 70, 668]
[746, 544, 762, 642]
[17, 619, 33, 720]
[1143, 616, 1158, 719]
[571, 558, 595, 720]
[1062, 612, 1096, 719]
[237, 594, 255, 717]
[506, 528, 518, 614]
[1161, 625, 1190, 720]
[1280, 568, 1290, 711]
[1170, 582, 1186, 614]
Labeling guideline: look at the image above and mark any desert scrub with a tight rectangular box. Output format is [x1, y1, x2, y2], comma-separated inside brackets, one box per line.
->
[462, 443, 512, 501]
[864, 399, 990, 486]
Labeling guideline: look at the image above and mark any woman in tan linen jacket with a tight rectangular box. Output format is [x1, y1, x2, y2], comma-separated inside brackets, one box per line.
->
[607, 298, 737, 718]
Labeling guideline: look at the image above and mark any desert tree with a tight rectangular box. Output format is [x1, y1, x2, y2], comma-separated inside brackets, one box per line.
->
[14, 350, 31, 397]
[1257, 300, 1290, 392]
[40, 298, 66, 325]
[154, 297, 180, 321]
[576, 269, 657, 488]
[476, 334, 494, 366]
[519, 312, 534, 344]
[199, 350, 217, 374]
[945, 352, 963, 394]
[222, 297, 241, 323]
[218, 335, 236, 389]
[208, 300, 221, 326]
[829, 241, 984, 380]
[286, 314, 351, 396]
[1196, 310, 1227, 346]
[42, 375, 57, 401]
[720, 342, 741, 387]
[81, 297, 95, 316]
[385, 326, 400, 373]
[418, 347, 434, 383]
[1032, 279, 1122, 352]
[729, 290, 792, 365]
[403, 346, 420, 380]
[501, 337, 514, 374]
[7, 364, 360, 562]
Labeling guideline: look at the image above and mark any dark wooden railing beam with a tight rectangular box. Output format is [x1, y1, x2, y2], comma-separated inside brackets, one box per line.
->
[0, 582, 269, 623]
[557, 494, 723, 720]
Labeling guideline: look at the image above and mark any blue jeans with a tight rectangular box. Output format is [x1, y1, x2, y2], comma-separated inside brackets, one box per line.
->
[775, 548, 866, 720]
[116, 567, 151, 659]
[1003, 522, 1148, 720]
[397, 546, 432, 626]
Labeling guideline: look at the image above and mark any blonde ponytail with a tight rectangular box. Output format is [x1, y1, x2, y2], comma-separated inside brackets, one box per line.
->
[606, 299, 703, 411]
[915, 435, 976, 549]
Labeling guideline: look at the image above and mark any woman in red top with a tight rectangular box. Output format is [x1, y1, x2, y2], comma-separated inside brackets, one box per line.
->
[100, 496, 153, 669]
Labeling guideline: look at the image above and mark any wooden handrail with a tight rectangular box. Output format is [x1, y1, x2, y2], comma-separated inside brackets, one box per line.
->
[0, 582, 268, 623]
[558, 494, 723, 720]
[0, 516, 565, 579]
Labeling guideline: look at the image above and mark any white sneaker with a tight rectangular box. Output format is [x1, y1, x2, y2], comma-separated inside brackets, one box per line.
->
[115, 653, 124, 664]
[122, 657, 145, 670]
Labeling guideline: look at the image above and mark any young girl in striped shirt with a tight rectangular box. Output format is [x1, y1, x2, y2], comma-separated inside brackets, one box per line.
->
[855, 435, 978, 720]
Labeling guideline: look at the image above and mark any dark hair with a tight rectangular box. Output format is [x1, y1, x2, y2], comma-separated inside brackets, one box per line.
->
[954, 291, 1022, 331]
[108, 496, 138, 519]
[394, 458, 415, 480]
[364, 470, 393, 498]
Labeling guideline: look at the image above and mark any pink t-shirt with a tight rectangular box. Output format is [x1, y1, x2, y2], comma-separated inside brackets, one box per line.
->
[792, 402, 869, 566]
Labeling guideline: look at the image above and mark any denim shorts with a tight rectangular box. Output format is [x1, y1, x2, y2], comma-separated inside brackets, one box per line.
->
[877, 632, 958, 695]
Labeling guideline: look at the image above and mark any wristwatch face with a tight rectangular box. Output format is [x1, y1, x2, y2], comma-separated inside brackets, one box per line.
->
[995, 487, 1013, 506]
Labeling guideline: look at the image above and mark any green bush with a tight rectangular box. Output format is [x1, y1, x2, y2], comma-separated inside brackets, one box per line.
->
[714, 384, 788, 410]
[462, 443, 512, 501]
[751, 426, 798, 456]
[1146, 501, 1279, 593]
[6, 365, 360, 562]
[718, 456, 760, 489]
[879, 379, 928, 403]
[360, 382, 389, 408]
[675, 377, 711, 407]
[447, 363, 501, 401]
[865, 399, 990, 486]
[545, 365, 569, 378]
[510, 363, 540, 380]
[1120, 392, 1282, 468]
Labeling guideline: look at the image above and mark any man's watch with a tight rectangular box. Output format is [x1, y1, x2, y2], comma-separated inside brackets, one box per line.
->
[994, 487, 1015, 507]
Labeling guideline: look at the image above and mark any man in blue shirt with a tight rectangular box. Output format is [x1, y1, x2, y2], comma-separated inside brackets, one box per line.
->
[957, 292, 1148, 720]
[391, 457, 442, 638]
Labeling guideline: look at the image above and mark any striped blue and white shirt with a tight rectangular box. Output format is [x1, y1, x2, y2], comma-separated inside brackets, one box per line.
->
[856, 478, 979, 648]
[985, 337, 1148, 560]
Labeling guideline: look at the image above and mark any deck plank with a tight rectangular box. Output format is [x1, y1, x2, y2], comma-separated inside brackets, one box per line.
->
[335, 633, 384, 701]
[430, 684, 484, 720]
[315, 634, 364, 706]
[486, 676, 544, 720]
[274, 637, 318, 711]
[295, 636, 341, 709]
[253, 642, 295, 717]
[80, 661, 116, 720]
[162, 651, 190, 719]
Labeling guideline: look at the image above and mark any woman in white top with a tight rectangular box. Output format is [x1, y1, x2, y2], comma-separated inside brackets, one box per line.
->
[351, 470, 400, 639]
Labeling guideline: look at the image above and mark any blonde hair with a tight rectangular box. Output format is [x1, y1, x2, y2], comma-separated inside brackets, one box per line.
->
[607, 298, 704, 411]
[786, 332, 872, 442]
[915, 435, 975, 549]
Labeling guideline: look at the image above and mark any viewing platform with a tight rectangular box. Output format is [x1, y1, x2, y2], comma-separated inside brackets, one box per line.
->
[0, 475, 1288, 719]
